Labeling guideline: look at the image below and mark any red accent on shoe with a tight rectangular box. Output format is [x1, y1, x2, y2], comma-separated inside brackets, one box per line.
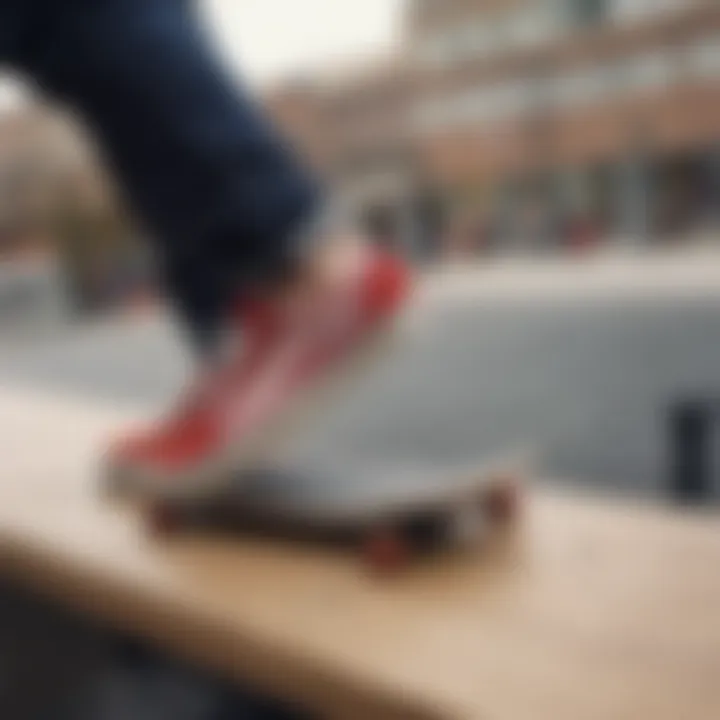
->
[105, 247, 411, 494]
[363, 249, 411, 322]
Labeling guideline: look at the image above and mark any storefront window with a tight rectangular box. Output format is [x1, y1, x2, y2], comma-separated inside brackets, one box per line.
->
[551, 66, 612, 108]
[690, 37, 720, 79]
[564, 0, 610, 28]
[625, 51, 676, 92]
[507, 7, 561, 49]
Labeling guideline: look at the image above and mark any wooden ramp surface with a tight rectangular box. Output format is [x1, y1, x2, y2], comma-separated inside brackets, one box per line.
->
[1, 388, 720, 720]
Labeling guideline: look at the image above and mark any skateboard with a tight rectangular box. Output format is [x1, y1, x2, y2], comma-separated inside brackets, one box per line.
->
[143, 458, 525, 574]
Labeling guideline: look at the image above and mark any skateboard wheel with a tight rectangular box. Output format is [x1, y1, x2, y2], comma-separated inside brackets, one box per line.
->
[482, 477, 521, 524]
[363, 529, 411, 575]
[403, 514, 449, 552]
[147, 501, 186, 536]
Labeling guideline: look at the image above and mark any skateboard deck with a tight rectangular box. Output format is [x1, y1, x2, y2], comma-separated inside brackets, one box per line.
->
[145, 456, 525, 572]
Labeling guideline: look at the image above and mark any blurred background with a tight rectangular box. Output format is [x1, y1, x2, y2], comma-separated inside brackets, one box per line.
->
[1, 0, 720, 309]
[266, 0, 720, 261]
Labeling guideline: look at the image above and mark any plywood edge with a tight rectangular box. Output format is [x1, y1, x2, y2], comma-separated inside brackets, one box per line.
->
[0, 531, 457, 720]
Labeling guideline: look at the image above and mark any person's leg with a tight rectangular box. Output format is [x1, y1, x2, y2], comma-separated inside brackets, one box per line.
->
[19, 0, 321, 350]
[13, 0, 410, 496]
[0, 5, 30, 64]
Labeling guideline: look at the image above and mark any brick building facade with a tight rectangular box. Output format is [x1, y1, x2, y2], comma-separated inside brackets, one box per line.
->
[266, 0, 720, 257]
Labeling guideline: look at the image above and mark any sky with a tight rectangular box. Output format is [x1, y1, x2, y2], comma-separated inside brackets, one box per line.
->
[205, 0, 404, 85]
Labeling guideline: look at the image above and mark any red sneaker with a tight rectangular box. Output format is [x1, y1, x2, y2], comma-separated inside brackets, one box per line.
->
[104, 246, 411, 500]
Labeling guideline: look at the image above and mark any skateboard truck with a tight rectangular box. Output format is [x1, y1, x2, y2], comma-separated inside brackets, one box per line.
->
[143, 468, 524, 576]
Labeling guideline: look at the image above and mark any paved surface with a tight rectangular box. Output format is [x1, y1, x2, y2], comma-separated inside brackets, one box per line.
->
[2, 254, 720, 501]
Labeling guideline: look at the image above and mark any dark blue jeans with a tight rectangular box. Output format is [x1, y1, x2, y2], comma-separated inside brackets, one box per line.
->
[0, 0, 320, 349]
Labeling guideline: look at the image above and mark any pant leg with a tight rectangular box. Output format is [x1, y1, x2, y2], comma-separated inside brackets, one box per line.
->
[0, 4, 31, 63]
[19, 0, 322, 349]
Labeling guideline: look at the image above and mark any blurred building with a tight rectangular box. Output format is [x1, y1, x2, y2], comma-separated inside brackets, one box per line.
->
[0, 109, 66, 257]
[266, 0, 720, 257]
[0, 106, 100, 258]
[0, 104, 145, 314]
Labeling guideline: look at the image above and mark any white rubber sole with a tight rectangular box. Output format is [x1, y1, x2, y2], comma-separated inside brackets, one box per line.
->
[103, 310, 412, 504]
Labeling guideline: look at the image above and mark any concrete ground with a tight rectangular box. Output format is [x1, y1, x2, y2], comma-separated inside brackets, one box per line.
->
[2, 248, 720, 502]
